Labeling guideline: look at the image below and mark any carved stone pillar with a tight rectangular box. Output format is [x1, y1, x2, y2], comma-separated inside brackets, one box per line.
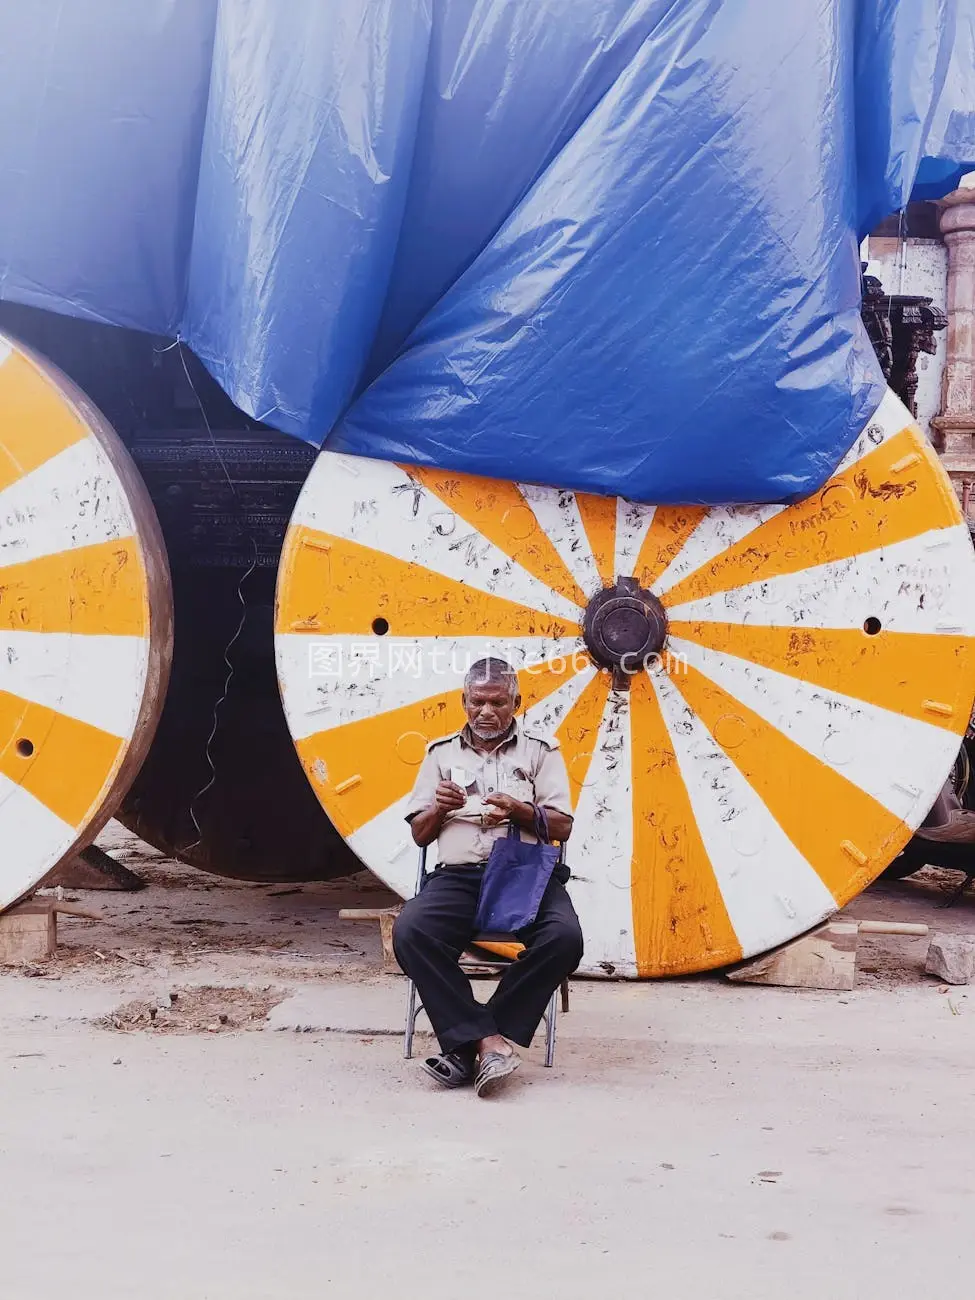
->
[932, 188, 975, 515]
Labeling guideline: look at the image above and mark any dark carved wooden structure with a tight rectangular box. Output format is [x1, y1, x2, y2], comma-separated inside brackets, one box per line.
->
[860, 263, 948, 418]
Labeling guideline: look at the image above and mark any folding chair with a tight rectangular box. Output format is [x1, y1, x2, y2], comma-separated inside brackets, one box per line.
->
[403, 843, 570, 1067]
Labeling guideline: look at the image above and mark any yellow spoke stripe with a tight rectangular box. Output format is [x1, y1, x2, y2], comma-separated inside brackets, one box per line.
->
[0, 689, 124, 828]
[277, 526, 582, 640]
[407, 467, 589, 608]
[0, 349, 87, 493]
[633, 506, 708, 589]
[664, 661, 912, 902]
[575, 492, 618, 589]
[670, 620, 975, 735]
[662, 429, 959, 608]
[0, 538, 149, 636]
[629, 674, 741, 975]
[296, 656, 582, 837]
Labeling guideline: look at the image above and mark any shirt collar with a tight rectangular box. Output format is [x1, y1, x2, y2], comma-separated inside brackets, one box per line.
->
[459, 718, 520, 753]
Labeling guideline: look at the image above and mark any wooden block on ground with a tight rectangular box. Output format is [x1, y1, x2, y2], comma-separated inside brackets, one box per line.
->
[0, 901, 57, 964]
[377, 913, 399, 974]
[726, 921, 860, 991]
[46, 845, 146, 892]
[726, 920, 928, 991]
[339, 906, 403, 974]
[0, 899, 103, 966]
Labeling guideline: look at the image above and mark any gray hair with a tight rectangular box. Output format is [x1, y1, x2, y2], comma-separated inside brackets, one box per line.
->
[463, 657, 518, 698]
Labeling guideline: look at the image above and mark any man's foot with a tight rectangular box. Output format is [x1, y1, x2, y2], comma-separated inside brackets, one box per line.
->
[476, 1033, 513, 1058]
[474, 1048, 521, 1098]
[420, 1050, 475, 1088]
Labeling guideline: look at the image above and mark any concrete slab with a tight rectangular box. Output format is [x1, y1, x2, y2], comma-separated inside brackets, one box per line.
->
[267, 980, 407, 1034]
[0, 975, 122, 1024]
[264, 972, 973, 1056]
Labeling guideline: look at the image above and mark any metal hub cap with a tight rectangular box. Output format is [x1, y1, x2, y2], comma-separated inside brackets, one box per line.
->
[583, 577, 668, 677]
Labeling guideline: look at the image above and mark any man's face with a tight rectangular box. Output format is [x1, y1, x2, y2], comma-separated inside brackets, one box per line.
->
[463, 679, 519, 740]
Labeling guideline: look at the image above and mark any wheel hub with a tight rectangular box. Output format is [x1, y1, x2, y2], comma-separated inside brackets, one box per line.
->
[582, 577, 668, 686]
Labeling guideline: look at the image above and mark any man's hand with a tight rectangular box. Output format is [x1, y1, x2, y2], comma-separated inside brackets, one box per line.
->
[483, 794, 573, 841]
[434, 780, 467, 812]
[410, 780, 467, 847]
[483, 792, 528, 827]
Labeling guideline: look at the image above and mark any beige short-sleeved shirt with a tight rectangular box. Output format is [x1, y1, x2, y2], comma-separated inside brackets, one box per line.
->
[405, 720, 573, 865]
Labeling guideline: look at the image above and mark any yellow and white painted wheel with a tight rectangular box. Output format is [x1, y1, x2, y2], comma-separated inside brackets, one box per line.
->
[0, 335, 172, 911]
[275, 390, 975, 977]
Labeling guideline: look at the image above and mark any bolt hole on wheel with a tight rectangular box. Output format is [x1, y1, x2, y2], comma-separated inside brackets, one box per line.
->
[16, 738, 35, 758]
[372, 617, 390, 636]
[275, 388, 975, 977]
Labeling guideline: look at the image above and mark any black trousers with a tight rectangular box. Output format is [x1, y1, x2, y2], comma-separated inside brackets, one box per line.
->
[393, 866, 584, 1054]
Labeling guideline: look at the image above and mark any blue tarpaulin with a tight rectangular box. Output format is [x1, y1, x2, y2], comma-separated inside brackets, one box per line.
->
[1, 0, 974, 504]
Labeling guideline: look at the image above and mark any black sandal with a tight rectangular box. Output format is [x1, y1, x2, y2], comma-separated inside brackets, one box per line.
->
[420, 1050, 475, 1088]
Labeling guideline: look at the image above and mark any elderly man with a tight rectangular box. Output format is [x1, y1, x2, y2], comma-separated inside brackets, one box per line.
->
[393, 657, 583, 1097]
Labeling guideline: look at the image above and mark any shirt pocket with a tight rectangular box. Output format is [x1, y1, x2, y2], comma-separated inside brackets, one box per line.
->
[505, 771, 535, 802]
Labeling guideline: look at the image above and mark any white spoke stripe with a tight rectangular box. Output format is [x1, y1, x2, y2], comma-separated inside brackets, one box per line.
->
[0, 437, 136, 570]
[517, 483, 604, 599]
[347, 795, 415, 899]
[651, 668, 837, 958]
[669, 635, 959, 827]
[520, 660, 599, 738]
[665, 523, 975, 634]
[652, 504, 785, 598]
[277, 635, 587, 741]
[289, 452, 583, 622]
[0, 632, 147, 738]
[0, 773, 77, 910]
[834, 388, 910, 473]
[566, 687, 637, 977]
[614, 499, 656, 580]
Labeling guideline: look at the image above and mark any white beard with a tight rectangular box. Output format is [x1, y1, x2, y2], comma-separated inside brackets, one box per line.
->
[470, 723, 507, 740]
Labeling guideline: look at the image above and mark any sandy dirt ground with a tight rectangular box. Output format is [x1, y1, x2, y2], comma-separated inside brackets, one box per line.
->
[2, 824, 975, 1300]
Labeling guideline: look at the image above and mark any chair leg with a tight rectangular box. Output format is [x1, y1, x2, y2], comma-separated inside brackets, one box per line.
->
[404, 978, 418, 1059]
[560, 978, 570, 1014]
[544, 987, 558, 1068]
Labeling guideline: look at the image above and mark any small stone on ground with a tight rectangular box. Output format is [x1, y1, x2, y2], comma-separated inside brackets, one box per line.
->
[925, 932, 975, 985]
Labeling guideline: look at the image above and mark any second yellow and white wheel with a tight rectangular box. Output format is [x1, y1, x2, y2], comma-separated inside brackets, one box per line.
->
[0, 334, 172, 911]
[275, 389, 975, 977]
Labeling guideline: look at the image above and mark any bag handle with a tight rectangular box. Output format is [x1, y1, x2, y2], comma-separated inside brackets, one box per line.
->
[503, 805, 550, 841]
[532, 803, 550, 844]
